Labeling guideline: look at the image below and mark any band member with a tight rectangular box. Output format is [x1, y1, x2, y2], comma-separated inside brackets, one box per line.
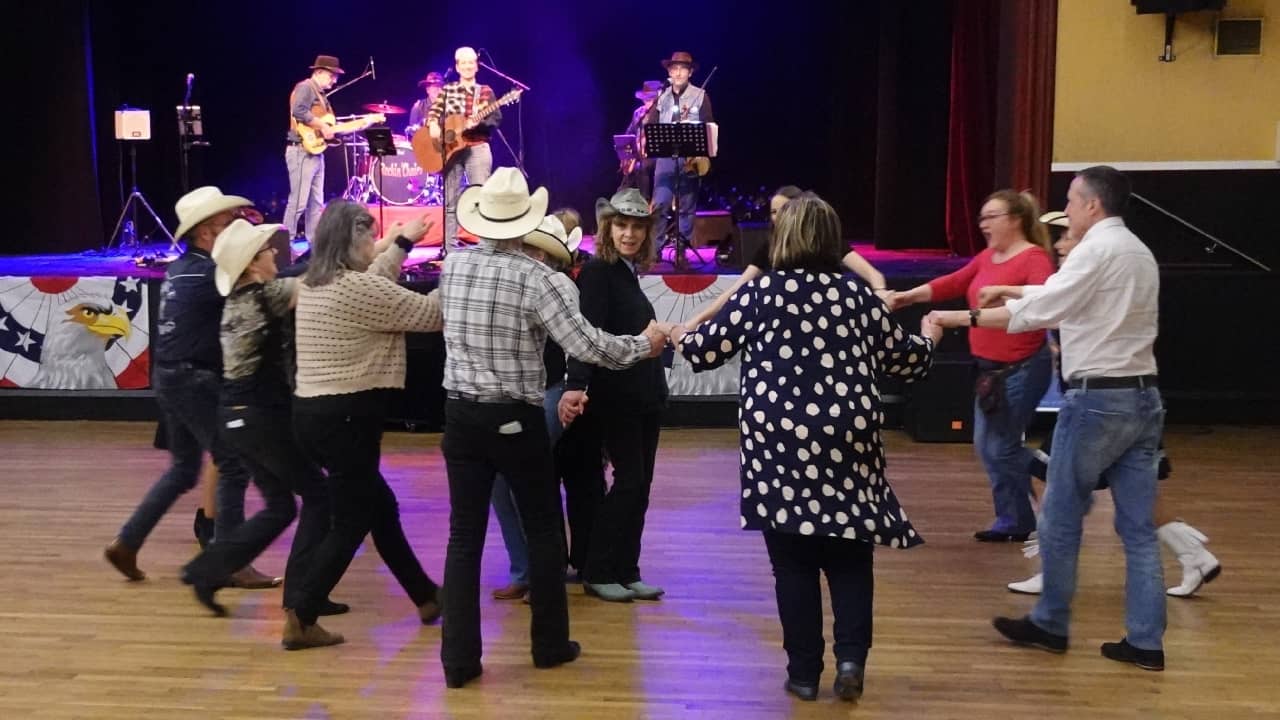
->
[406, 71, 445, 136]
[646, 51, 714, 251]
[618, 80, 662, 199]
[283, 55, 343, 242]
[428, 46, 502, 254]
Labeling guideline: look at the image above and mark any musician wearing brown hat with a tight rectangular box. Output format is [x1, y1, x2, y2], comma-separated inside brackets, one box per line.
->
[283, 55, 344, 243]
[644, 52, 715, 252]
[406, 71, 445, 137]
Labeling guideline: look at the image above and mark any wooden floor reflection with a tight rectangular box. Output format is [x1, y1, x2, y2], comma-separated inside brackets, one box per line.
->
[0, 420, 1276, 719]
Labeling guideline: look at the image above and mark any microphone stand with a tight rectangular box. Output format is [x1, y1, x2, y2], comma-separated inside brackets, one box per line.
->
[478, 52, 530, 178]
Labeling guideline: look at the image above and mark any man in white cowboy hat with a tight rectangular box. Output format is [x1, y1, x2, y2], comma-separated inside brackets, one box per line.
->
[283, 54, 344, 242]
[435, 167, 668, 688]
[646, 51, 715, 251]
[105, 187, 276, 590]
[428, 46, 503, 255]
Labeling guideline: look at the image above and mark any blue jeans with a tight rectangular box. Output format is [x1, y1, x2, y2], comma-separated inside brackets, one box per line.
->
[491, 383, 565, 584]
[1031, 386, 1166, 650]
[651, 158, 698, 246]
[283, 144, 324, 240]
[973, 345, 1052, 534]
[118, 365, 250, 550]
[443, 143, 493, 253]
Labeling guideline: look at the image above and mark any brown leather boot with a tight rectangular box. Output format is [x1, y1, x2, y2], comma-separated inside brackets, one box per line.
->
[418, 597, 442, 625]
[104, 538, 145, 581]
[281, 609, 345, 651]
[229, 565, 283, 589]
[491, 582, 529, 600]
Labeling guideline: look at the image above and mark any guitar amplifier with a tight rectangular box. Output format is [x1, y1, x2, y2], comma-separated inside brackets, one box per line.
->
[904, 353, 975, 443]
[724, 222, 770, 269]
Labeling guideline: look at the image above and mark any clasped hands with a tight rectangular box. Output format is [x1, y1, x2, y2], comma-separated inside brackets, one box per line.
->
[558, 320, 682, 427]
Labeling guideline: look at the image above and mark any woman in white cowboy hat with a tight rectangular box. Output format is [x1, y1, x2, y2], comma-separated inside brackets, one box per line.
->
[559, 188, 669, 603]
[287, 201, 446, 650]
[436, 168, 665, 688]
[180, 219, 345, 624]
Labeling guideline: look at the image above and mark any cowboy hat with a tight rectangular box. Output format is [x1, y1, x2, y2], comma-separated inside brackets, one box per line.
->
[660, 51, 698, 71]
[522, 215, 579, 266]
[310, 55, 345, 74]
[1039, 210, 1069, 228]
[457, 167, 549, 240]
[211, 219, 289, 296]
[595, 188, 655, 230]
[174, 186, 254, 240]
[417, 71, 445, 87]
[635, 80, 663, 100]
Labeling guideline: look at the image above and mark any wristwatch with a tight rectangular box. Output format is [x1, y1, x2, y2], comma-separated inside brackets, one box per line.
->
[969, 308, 981, 327]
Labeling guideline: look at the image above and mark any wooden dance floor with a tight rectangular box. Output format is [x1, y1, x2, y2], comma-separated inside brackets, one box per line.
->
[1, 420, 1277, 719]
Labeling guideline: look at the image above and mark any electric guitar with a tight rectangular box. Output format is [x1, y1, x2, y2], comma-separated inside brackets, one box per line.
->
[296, 112, 386, 154]
[412, 89, 523, 173]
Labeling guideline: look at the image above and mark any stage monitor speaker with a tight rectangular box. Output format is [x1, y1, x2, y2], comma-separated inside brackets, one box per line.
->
[1132, 0, 1224, 14]
[904, 354, 974, 443]
[726, 222, 770, 270]
[692, 210, 733, 248]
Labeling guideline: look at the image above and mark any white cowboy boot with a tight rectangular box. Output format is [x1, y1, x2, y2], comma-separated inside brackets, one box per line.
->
[1157, 520, 1222, 597]
[1007, 572, 1043, 595]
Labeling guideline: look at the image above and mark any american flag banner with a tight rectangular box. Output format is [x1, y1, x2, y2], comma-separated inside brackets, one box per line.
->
[0, 276, 150, 390]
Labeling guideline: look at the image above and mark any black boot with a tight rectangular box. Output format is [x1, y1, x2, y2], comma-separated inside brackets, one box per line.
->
[193, 508, 215, 549]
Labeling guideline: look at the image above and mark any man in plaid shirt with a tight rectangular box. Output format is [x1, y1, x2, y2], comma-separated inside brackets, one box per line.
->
[435, 168, 667, 689]
[428, 46, 501, 255]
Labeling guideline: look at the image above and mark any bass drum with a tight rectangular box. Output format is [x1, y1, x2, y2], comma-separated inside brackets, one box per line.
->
[370, 136, 426, 205]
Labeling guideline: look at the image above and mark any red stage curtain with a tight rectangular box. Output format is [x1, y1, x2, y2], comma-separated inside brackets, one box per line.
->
[1008, 0, 1059, 209]
[944, 0, 1000, 257]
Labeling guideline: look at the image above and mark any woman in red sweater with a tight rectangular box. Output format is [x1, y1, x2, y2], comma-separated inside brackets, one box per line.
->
[889, 190, 1054, 541]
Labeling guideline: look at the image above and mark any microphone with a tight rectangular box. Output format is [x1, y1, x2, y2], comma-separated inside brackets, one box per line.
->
[370, 57, 376, 80]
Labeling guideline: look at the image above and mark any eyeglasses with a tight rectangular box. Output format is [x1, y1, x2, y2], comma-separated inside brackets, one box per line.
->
[977, 212, 1012, 223]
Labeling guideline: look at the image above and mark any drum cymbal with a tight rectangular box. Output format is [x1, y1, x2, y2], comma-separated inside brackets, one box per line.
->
[364, 102, 407, 114]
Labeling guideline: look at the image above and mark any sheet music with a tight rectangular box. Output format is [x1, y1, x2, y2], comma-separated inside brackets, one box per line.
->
[706, 123, 719, 158]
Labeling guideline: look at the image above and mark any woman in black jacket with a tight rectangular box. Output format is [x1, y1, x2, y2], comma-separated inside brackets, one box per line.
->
[561, 189, 668, 602]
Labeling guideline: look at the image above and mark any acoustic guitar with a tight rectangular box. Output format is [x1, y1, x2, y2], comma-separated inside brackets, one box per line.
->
[412, 89, 523, 173]
[296, 112, 385, 154]
[683, 156, 711, 176]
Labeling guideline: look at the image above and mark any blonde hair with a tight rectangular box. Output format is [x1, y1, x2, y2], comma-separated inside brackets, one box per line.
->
[455, 46, 477, 61]
[985, 189, 1052, 253]
[552, 207, 581, 235]
[770, 192, 844, 270]
[596, 213, 655, 271]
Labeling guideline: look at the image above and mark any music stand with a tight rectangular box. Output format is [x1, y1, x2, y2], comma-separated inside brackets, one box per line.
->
[363, 127, 396, 232]
[644, 122, 708, 270]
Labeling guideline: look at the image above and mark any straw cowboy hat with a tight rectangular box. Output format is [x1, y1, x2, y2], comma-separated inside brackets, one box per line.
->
[595, 188, 655, 230]
[457, 167, 549, 240]
[310, 55, 345, 74]
[635, 80, 663, 100]
[418, 71, 445, 87]
[211, 219, 289, 296]
[1039, 210, 1069, 228]
[173, 186, 254, 240]
[522, 215, 580, 266]
[660, 51, 698, 71]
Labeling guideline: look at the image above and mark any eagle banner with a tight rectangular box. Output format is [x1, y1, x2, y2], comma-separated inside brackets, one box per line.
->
[0, 276, 150, 390]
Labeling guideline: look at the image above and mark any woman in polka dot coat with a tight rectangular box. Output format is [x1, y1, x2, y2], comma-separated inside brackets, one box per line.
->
[670, 193, 941, 702]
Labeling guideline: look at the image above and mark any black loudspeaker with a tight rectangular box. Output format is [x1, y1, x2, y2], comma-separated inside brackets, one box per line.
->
[726, 222, 770, 269]
[1132, 0, 1224, 14]
[904, 354, 975, 443]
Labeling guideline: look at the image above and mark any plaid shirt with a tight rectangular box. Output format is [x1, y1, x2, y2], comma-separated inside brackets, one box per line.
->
[426, 82, 501, 139]
[439, 243, 650, 406]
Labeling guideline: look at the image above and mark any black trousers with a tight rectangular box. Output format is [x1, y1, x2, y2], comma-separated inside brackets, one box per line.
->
[440, 399, 572, 669]
[583, 409, 661, 586]
[762, 530, 875, 683]
[291, 396, 438, 625]
[183, 405, 329, 610]
[555, 418, 605, 572]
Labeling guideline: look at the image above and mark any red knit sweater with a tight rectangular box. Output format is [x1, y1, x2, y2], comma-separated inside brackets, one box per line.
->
[927, 245, 1054, 362]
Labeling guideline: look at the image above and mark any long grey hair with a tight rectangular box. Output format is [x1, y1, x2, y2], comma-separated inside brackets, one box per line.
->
[303, 200, 376, 287]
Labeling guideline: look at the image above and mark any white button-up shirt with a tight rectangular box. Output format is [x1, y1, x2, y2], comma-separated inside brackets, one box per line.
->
[1006, 216, 1158, 381]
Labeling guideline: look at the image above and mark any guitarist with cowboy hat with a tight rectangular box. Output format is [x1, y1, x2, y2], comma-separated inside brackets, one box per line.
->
[283, 55, 344, 243]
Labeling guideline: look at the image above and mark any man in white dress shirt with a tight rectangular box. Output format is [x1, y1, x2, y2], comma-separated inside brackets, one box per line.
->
[929, 166, 1167, 671]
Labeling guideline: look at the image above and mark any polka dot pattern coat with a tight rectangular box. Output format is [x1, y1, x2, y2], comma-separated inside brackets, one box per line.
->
[677, 269, 934, 549]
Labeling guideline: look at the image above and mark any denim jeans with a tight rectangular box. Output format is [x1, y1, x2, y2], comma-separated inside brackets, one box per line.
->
[490, 383, 565, 585]
[973, 344, 1053, 534]
[763, 530, 875, 683]
[442, 143, 492, 253]
[118, 365, 250, 550]
[291, 394, 438, 625]
[182, 405, 329, 610]
[440, 398, 571, 670]
[651, 158, 699, 248]
[283, 144, 325, 240]
[1031, 386, 1166, 650]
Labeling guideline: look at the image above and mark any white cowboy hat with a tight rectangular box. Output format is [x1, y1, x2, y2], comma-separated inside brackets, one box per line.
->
[1039, 210, 1069, 228]
[211, 219, 288, 296]
[457, 167, 549, 240]
[174, 186, 253, 240]
[521, 215, 580, 266]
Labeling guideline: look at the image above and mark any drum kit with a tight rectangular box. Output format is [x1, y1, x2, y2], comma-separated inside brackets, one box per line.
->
[340, 101, 442, 206]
